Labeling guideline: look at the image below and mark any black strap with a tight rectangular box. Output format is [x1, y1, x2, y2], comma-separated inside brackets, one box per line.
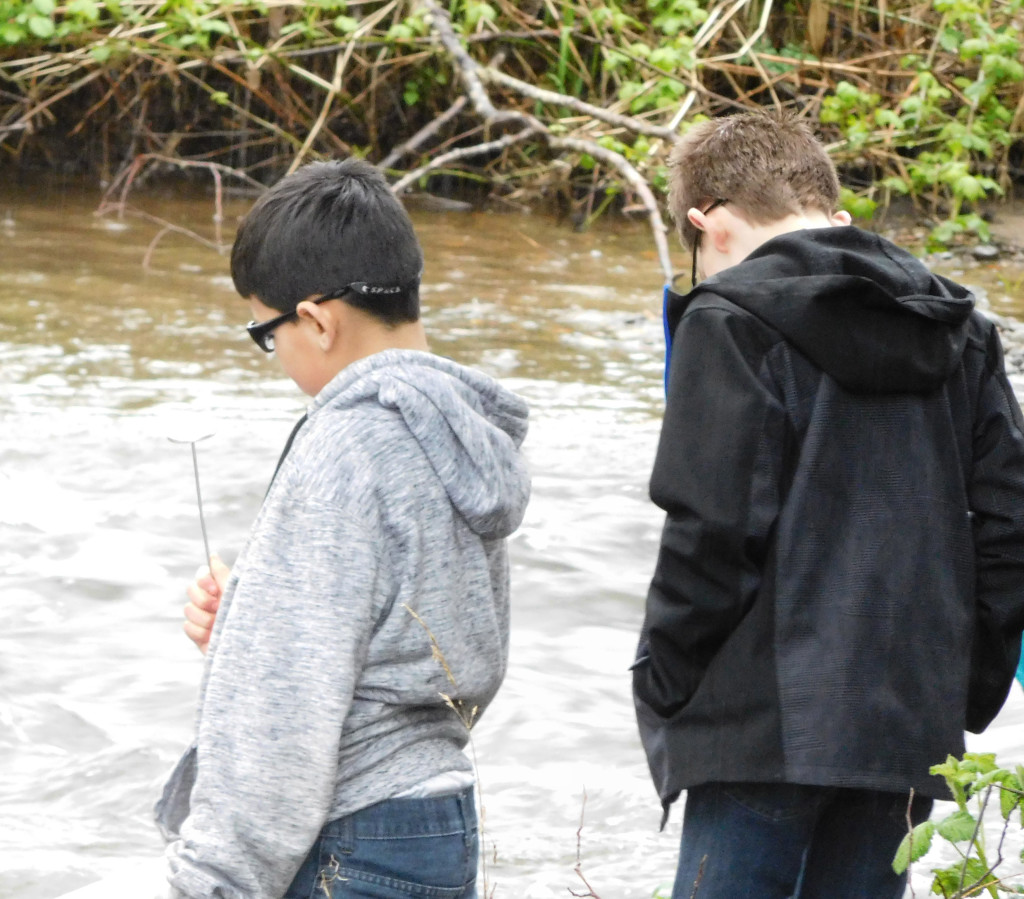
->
[266, 413, 307, 497]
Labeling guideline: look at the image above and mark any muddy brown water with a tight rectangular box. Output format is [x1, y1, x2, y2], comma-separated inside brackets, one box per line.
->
[2, 177, 1024, 898]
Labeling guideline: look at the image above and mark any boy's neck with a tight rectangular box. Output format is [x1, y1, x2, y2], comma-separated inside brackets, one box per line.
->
[341, 319, 430, 364]
[694, 205, 852, 280]
[735, 210, 841, 260]
[280, 296, 431, 397]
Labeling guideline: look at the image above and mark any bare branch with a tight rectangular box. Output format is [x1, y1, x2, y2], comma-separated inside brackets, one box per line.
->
[380, 95, 468, 170]
[478, 67, 677, 140]
[548, 136, 673, 280]
[416, 0, 517, 125]
[390, 127, 539, 195]
[570, 789, 604, 899]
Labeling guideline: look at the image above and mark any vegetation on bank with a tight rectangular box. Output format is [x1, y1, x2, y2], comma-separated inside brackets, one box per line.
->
[1, 0, 1022, 249]
[895, 752, 1024, 898]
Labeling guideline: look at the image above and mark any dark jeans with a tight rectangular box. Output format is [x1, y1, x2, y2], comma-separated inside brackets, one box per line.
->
[284, 788, 478, 899]
[672, 782, 933, 899]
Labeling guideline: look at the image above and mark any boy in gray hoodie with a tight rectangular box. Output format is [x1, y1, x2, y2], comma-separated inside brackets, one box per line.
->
[156, 159, 531, 899]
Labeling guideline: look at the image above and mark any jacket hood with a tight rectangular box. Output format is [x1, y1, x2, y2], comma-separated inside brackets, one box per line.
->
[666, 226, 975, 394]
[312, 350, 530, 539]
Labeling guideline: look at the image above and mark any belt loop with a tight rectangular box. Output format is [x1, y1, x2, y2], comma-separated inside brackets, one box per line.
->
[339, 810, 356, 855]
[464, 785, 477, 848]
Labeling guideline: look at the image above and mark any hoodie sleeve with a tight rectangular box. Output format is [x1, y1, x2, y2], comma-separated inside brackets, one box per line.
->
[633, 300, 786, 717]
[966, 327, 1024, 732]
[166, 495, 381, 899]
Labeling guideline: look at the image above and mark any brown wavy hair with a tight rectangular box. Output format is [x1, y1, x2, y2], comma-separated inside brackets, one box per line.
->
[667, 110, 841, 251]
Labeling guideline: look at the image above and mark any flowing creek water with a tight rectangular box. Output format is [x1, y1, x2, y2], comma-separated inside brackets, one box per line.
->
[2, 176, 1024, 898]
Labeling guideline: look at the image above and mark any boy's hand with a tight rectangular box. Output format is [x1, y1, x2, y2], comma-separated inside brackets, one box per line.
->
[184, 554, 229, 654]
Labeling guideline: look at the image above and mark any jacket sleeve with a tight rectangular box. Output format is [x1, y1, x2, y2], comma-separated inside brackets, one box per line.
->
[166, 494, 382, 899]
[967, 328, 1024, 732]
[633, 301, 786, 717]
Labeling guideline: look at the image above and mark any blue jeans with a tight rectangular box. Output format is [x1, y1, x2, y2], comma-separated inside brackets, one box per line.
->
[283, 788, 478, 899]
[672, 782, 933, 899]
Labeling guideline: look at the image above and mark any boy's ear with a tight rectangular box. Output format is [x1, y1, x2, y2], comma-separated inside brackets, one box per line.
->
[686, 207, 707, 244]
[296, 298, 340, 351]
[832, 210, 853, 226]
[688, 206, 731, 253]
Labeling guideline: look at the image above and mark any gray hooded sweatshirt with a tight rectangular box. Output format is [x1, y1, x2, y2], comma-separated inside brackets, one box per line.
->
[155, 350, 530, 899]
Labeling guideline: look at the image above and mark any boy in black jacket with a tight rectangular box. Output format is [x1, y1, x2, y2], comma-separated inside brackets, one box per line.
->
[632, 110, 1024, 899]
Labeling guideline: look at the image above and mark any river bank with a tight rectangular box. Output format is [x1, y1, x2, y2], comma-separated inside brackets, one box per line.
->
[3, 0, 1023, 253]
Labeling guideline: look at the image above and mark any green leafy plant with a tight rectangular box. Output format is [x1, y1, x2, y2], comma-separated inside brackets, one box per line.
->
[893, 752, 1024, 897]
[0, 0, 103, 45]
[822, 0, 1020, 247]
[599, 0, 702, 114]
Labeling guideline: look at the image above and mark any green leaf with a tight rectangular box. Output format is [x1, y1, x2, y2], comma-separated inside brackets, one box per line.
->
[939, 27, 962, 52]
[937, 809, 978, 843]
[960, 37, 989, 58]
[840, 188, 877, 221]
[836, 80, 862, 101]
[963, 78, 991, 105]
[67, 0, 100, 21]
[386, 21, 414, 40]
[971, 768, 1013, 792]
[32, 0, 56, 15]
[334, 14, 358, 33]
[597, 134, 627, 153]
[962, 132, 994, 156]
[463, 0, 496, 31]
[618, 80, 647, 104]
[931, 219, 965, 248]
[1, 22, 26, 42]
[893, 819, 935, 874]
[602, 49, 630, 72]
[959, 213, 991, 242]
[931, 858, 996, 896]
[954, 174, 987, 202]
[199, 18, 231, 34]
[901, 96, 922, 116]
[27, 14, 55, 37]
[1001, 784, 1022, 820]
[985, 55, 1024, 82]
[649, 46, 683, 71]
[874, 109, 902, 129]
[881, 176, 911, 195]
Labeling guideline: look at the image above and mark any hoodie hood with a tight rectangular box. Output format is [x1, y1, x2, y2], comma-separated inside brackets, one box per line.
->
[666, 226, 975, 394]
[311, 350, 530, 539]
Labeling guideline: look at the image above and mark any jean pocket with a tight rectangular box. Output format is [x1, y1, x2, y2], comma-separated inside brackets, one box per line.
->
[313, 795, 478, 899]
[315, 844, 476, 899]
[721, 782, 829, 822]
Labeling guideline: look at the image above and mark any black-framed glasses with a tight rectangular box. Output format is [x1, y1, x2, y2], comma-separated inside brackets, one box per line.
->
[245, 283, 405, 353]
[690, 198, 728, 288]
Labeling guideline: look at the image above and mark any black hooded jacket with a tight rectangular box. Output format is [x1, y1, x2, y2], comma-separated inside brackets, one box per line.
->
[633, 226, 1024, 814]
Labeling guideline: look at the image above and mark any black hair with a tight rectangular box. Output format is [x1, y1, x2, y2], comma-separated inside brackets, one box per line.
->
[231, 158, 423, 325]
